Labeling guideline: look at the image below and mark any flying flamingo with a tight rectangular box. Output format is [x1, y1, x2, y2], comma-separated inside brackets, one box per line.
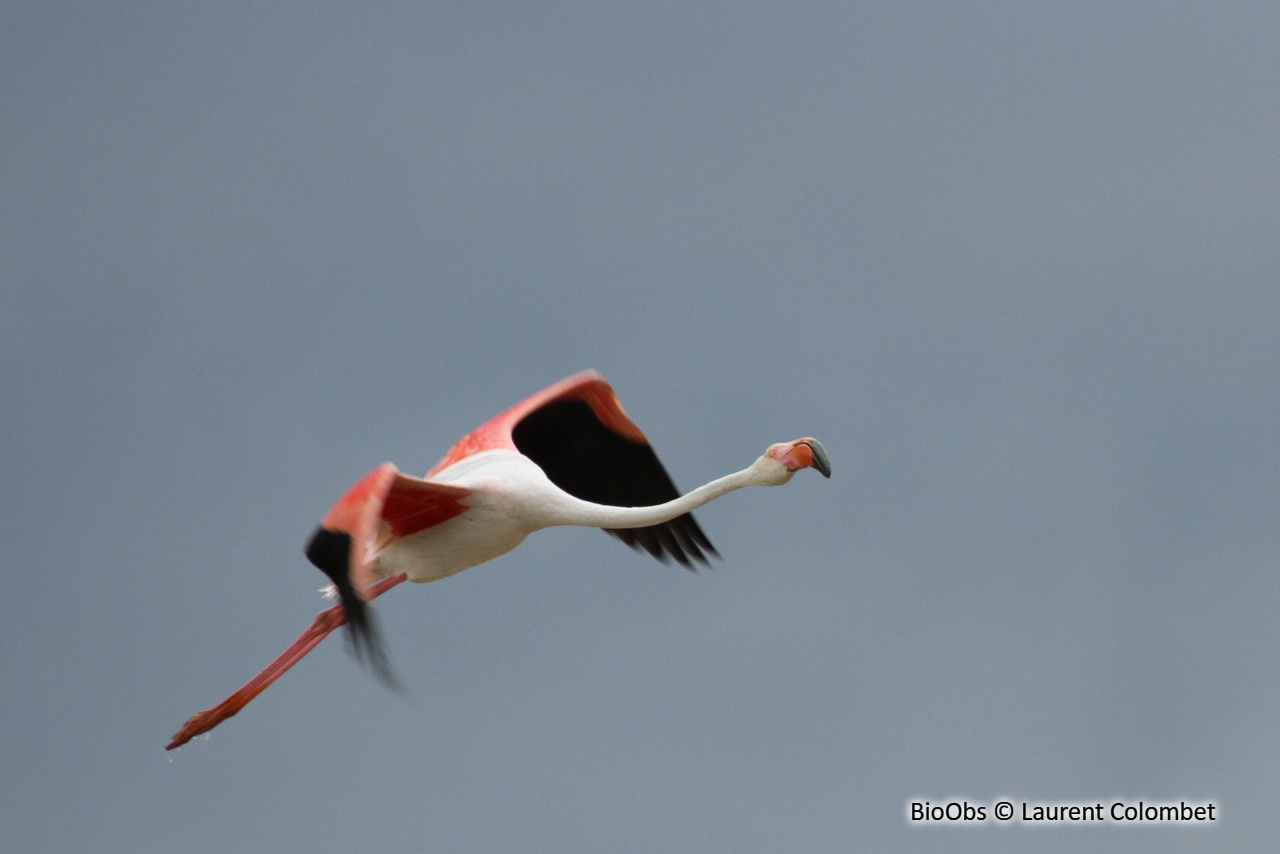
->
[167, 370, 829, 749]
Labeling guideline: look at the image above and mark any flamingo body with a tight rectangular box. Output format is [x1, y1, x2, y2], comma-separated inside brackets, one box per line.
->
[375, 451, 556, 584]
[167, 370, 829, 749]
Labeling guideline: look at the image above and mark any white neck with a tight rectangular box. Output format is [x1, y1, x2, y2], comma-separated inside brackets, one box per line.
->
[543, 456, 791, 530]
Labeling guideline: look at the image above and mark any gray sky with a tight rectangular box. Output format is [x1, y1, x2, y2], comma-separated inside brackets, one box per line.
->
[4, 2, 1278, 851]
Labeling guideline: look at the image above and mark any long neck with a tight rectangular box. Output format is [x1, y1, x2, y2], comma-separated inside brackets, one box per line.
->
[548, 466, 760, 530]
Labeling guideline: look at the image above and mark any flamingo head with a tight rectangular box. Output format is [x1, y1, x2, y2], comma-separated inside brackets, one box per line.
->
[752, 437, 832, 485]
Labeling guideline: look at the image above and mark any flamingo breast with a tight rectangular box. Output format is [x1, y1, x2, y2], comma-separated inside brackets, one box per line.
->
[372, 451, 561, 583]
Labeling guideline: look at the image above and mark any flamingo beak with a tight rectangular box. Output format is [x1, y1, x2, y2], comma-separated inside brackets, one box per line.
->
[780, 438, 831, 478]
[807, 439, 832, 478]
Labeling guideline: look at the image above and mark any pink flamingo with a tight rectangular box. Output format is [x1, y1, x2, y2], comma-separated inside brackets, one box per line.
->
[167, 370, 829, 749]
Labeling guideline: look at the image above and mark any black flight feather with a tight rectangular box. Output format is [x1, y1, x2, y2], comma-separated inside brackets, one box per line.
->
[304, 527, 398, 686]
[511, 398, 718, 568]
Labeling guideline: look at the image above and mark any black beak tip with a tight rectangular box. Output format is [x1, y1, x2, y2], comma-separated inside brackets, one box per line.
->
[806, 439, 832, 478]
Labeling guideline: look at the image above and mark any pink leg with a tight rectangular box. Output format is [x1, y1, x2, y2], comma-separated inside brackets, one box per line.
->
[166, 573, 408, 750]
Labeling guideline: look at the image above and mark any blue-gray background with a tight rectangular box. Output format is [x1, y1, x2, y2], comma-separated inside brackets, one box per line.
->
[4, 3, 1276, 852]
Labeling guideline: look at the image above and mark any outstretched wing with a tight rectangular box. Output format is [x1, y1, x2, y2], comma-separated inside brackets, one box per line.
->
[430, 370, 716, 568]
[305, 464, 470, 677]
[513, 396, 717, 567]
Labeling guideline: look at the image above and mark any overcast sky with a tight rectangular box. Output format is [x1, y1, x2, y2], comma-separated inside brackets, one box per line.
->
[4, 3, 1278, 852]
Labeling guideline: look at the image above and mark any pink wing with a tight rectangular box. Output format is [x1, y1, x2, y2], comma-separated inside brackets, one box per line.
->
[313, 462, 471, 591]
[427, 369, 646, 475]
[430, 370, 716, 567]
[305, 463, 470, 674]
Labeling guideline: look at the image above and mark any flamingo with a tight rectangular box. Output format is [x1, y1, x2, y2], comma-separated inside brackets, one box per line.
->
[167, 370, 829, 749]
